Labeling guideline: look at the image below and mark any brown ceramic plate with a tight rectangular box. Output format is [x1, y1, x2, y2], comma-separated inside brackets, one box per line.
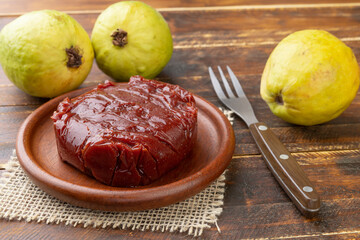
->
[16, 83, 235, 212]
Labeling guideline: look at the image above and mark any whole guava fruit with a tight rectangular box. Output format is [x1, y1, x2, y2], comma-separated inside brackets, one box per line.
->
[0, 10, 94, 98]
[91, 1, 173, 82]
[260, 29, 360, 126]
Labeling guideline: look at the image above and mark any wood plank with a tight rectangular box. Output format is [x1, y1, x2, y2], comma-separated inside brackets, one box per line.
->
[2, 144, 360, 206]
[2, 104, 360, 159]
[214, 198, 360, 239]
[232, 121, 360, 154]
[0, 143, 15, 164]
[0, 150, 360, 239]
[0, 106, 36, 164]
[210, 150, 360, 239]
[1, 1, 360, 15]
[0, 217, 360, 240]
[225, 150, 360, 206]
[0, 220, 186, 240]
[0, 106, 36, 139]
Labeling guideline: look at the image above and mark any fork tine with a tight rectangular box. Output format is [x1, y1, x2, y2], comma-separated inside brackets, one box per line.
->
[227, 65, 245, 97]
[209, 67, 227, 100]
[217, 66, 236, 98]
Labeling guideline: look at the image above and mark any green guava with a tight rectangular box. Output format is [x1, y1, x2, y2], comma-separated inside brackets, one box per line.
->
[0, 10, 94, 98]
[91, 1, 173, 82]
[261, 30, 360, 126]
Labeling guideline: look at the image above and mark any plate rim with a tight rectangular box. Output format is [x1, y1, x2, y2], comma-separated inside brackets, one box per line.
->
[16, 83, 235, 211]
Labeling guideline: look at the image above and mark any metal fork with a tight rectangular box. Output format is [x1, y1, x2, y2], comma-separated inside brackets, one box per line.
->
[209, 66, 320, 217]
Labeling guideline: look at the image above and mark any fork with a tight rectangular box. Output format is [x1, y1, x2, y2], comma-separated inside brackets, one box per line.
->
[209, 66, 320, 217]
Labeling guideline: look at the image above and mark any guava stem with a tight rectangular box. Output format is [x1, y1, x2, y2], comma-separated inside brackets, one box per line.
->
[111, 29, 128, 47]
[275, 93, 284, 105]
[66, 46, 82, 68]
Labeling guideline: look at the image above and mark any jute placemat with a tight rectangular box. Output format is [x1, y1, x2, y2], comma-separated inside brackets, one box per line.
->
[0, 109, 234, 237]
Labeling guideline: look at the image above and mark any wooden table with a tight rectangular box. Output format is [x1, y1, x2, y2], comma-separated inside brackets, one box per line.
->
[1, 0, 360, 239]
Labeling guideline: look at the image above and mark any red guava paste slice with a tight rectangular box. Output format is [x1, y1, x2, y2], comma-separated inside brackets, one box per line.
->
[51, 76, 198, 187]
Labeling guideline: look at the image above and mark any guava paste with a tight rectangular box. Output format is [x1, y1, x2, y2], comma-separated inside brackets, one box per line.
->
[51, 76, 198, 187]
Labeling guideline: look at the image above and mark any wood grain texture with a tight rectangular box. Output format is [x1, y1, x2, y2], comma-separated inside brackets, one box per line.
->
[1, 150, 360, 239]
[1, 0, 360, 239]
[0, 0, 359, 14]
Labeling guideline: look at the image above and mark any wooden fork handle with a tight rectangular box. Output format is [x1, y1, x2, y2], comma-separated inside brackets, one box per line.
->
[249, 122, 320, 217]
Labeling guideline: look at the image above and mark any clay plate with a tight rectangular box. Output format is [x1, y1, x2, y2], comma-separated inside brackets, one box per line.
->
[16, 83, 235, 212]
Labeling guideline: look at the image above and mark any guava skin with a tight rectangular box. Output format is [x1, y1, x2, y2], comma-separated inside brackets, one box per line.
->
[260, 30, 360, 126]
[91, 1, 173, 82]
[0, 10, 94, 98]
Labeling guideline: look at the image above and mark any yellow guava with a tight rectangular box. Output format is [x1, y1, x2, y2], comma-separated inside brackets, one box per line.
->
[260, 30, 360, 126]
[91, 1, 173, 82]
[0, 10, 94, 98]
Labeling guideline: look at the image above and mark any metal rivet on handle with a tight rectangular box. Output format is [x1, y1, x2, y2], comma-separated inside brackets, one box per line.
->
[303, 186, 313, 193]
[258, 125, 268, 131]
[280, 154, 289, 160]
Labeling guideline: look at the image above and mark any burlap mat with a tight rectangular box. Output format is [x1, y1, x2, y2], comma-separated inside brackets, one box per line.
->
[0, 109, 234, 237]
